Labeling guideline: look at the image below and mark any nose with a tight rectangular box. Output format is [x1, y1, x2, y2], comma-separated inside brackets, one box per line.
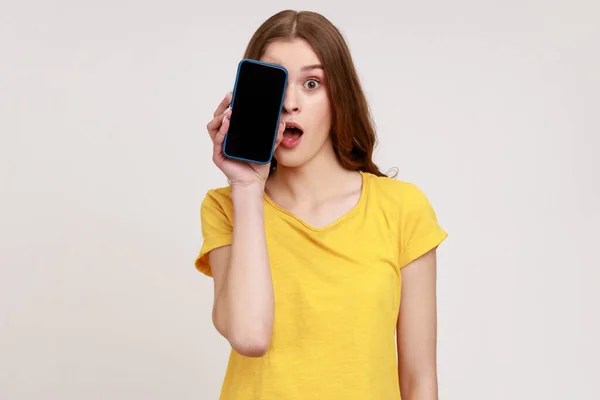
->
[282, 85, 299, 114]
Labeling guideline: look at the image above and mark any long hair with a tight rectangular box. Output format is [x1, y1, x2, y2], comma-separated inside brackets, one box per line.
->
[243, 10, 388, 177]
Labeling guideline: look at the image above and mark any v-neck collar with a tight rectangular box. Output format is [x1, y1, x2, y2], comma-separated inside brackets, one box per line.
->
[263, 171, 369, 232]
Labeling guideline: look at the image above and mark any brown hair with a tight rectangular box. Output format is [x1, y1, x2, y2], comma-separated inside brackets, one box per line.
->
[243, 10, 388, 177]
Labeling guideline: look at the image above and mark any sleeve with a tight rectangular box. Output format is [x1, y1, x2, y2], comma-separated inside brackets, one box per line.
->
[397, 183, 448, 269]
[194, 190, 233, 277]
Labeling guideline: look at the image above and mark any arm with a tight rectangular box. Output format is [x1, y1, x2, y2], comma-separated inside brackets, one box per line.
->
[397, 248, 439, 400]
[209, 184, 274, 358]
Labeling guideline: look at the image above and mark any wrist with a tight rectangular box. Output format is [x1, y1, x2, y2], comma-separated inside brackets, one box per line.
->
[231, 182, 265, 202]
[232, 185, 265, 220]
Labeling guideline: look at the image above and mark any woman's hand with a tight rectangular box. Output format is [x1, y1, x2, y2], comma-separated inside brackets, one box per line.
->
[206, 92, 285, 188]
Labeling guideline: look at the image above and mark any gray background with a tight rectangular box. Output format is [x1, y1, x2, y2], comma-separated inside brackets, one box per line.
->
[1, 1, 598, 399]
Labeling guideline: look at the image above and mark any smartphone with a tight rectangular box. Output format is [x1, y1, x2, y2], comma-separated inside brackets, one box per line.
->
[222, 59, 288, 164]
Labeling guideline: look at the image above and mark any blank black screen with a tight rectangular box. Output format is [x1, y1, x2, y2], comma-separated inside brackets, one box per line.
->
[223, 61, 287, 164]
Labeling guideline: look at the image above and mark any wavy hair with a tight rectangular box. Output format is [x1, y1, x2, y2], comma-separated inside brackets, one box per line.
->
[243, 10, 390, 177]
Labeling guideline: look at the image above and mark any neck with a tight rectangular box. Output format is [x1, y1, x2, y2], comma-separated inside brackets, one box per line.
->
[266, 146, 360, 204]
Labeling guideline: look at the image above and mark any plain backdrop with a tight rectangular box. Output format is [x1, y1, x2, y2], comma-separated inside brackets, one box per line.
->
[1, 1, 599, 399]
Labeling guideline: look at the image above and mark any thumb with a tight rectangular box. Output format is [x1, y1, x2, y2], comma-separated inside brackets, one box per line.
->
[274, 120, 285, 149]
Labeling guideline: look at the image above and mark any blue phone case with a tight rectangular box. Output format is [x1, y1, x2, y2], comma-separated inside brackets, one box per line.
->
[222, 59, 288, 165]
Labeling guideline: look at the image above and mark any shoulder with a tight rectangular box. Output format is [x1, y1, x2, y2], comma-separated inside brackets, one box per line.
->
[363, 171, 431, 209]
[202, 185, 232, 205]
[363, 171, 443, 230]
[363, 172, 447, 266]
[200, 185, 234, 216]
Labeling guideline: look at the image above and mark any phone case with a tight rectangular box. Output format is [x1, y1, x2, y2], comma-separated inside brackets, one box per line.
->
[222, 59, 288, 164]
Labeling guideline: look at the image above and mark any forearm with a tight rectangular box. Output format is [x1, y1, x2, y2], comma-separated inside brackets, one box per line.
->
[214, 184, 274, 355]
[399, 373, 438, 400]
[397, 250, 439, 399]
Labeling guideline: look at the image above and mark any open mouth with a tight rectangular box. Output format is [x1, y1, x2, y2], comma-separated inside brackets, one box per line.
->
[281, 122, 304, 148]
[284, 126, 303, 138]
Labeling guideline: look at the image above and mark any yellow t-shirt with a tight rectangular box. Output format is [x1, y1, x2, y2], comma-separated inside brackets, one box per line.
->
[195, 171, 447, 400]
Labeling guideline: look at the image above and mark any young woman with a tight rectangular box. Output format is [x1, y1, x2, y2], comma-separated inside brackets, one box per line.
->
[196, 10, 447, 400]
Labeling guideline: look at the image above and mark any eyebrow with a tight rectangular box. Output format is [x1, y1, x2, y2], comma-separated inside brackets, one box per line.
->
[262, 59, 324, 72]
[301, 64, 324, 71]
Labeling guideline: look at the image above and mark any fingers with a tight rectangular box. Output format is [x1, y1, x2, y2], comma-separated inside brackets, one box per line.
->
[214, 111, 230, 147]
[207, 107, 232, 140]
[212, 112, 230, 164]
[213, 92, 233, 118]
[209, 92, 232, 167]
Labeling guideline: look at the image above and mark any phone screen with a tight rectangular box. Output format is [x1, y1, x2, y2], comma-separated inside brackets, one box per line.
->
[223, 60, 288, 164]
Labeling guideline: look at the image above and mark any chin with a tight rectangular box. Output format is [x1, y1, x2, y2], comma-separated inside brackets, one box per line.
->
[273, 151, 310, 169]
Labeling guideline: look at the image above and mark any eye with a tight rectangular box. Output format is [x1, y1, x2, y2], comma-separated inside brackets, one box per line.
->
[303, 79, 320, 90]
